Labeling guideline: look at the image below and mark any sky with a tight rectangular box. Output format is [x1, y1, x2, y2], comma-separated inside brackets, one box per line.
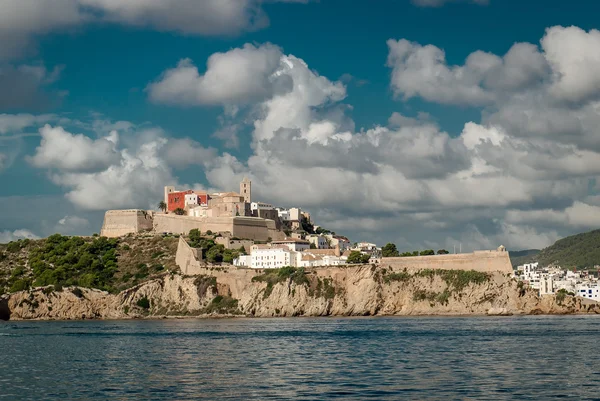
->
[1, 0, 600, 251]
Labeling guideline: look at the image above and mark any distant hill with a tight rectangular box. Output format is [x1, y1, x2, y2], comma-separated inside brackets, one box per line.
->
[509, 249, 540, 267]
[510, 229, 600, 269]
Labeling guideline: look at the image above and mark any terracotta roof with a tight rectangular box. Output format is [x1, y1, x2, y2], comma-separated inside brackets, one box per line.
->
[301, 254, 323, 261]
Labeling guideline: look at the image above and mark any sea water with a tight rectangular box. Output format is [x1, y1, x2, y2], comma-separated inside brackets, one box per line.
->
[1, 316, 599, 400]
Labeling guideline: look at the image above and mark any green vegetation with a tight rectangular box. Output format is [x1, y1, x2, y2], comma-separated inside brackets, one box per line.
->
[346, 251, 371, 264]
[383, 268, 491, 305]
[509, 249, 541, 267]
[510, 229, 600, 270]
[0, 234, 179, 295]
[204, 295, 239, 314]
[173, 208, 186, 215]
[187, 229, 241, 264]
[158, 201, 167, 213]
[252, 266, 309, 298]
[310, 277, 336, 299]
[396, 249, 443, 257]
[555, 288, 575, 304]
[136, 296, 150, 309]
[382, 243, 399, 257]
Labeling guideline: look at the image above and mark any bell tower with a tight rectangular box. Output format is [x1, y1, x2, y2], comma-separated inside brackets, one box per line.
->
[240, 177, 251, 203]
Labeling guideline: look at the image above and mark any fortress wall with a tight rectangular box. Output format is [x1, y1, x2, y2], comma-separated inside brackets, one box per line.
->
[100, 210, 153, 238]
[154, 214, 235, 236]
[154, 214, 276, 241]
[382, 250, 513, 274]
[175, 236, 204, 276]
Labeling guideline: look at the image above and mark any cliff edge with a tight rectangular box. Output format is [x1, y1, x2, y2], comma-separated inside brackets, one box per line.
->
[4, 266, 598, 320]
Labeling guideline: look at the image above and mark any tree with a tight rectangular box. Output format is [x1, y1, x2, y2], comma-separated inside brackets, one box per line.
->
[158, 201, 167, 213]
[310, 243, 317, 249]
[173, 208, 185, 216]
[206, 247, 223, 263]
[347, 251, 371, 264]
[437, 249, 449, 255]
[420, 249, 435, 256]
[301, 216, 315, 234]
[382, 243, 399, 257]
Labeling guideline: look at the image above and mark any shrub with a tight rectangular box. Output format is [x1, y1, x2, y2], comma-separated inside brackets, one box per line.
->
[136, 296, 150, 309]
[71, 288, 85, 298]
[6, 241, 21, 253]
[9, 278, 30, 293]
[205, 295, 238, 314]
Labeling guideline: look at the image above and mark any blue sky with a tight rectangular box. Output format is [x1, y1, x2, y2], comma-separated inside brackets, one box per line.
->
[1, 0, 600, 251]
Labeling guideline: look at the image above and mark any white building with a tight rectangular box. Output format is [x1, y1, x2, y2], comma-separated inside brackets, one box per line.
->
[277, 208, 290, 221]
[576, 283, 600, 300]
[326, 235, 351, 251]
[307, 235, 329, 249]
[234, 246, 346, 269]
[249, 247, 292, 269]
[185, 194, 200, 208]
[271, 238, 310, 252]
[251, 202, 274, 211]
[289, 208, 302, 222]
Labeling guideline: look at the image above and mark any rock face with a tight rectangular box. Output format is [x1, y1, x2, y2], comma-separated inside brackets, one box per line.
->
[4, 266, 600, 320]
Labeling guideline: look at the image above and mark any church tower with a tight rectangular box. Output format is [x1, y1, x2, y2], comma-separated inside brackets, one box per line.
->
[240, 177, 251, 203]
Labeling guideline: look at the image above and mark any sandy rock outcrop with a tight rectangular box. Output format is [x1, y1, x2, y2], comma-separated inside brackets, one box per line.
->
[4, 266, 600, 320]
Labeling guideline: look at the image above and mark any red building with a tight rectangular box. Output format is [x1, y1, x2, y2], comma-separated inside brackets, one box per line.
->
[167, 190, 210, 212]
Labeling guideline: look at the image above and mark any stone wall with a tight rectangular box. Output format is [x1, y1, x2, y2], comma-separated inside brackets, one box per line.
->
[215, 237, 255, 253]
[382, 250, 513, 274]
[153, 214, 284, 241]
[175, 236, 205, 275]
[100, 210, 154, 238]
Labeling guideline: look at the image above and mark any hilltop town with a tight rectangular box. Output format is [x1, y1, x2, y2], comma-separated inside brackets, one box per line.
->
[99, 178, 513, 271]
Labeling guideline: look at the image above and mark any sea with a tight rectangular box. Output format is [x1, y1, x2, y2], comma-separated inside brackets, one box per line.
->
[1, 316, 599, 400]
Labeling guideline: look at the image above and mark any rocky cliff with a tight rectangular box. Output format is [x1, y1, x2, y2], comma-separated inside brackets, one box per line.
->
[3, 265, 598, 320]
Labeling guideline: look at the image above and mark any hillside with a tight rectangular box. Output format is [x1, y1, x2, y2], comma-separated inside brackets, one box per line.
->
[509, 249, 540, 267]
[511, 229, 600, 269]
[0, 234, 179, 296]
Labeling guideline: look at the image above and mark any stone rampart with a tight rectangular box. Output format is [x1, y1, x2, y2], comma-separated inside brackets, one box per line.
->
[100, 210, 153, 238]
[382, 250, 513, 274]
[175, 236, 205, 275]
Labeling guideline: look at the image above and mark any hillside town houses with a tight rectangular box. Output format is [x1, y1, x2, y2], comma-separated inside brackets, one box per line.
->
[163, 179, 381, 269]
[513, 262, 600, 301]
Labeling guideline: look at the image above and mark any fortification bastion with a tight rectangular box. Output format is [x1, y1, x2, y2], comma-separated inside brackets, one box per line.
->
[100, 209, 284, 241]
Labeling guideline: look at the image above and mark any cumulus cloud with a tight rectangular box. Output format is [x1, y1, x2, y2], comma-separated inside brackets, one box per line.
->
[386, 40, 548, 106]
[0, 113, 56, 135]
[28, 125, 120, 171]
[0, 229, 40, 243]
[147, 44, 287, 106]
[0, 0, 309, 61]
[28, 25, 600, 250]
[54, 215, 90, 235]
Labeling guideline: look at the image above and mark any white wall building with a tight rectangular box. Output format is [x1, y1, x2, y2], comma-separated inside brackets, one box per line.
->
[289, 207, 302, 221]
[251, 202, 274, 211]
[307, 235, 329, 249]
[185, 194, 200, 208]
[271, 238, 310, 252]
[249, 247, 292, 269]
[576, 283, 600, 300]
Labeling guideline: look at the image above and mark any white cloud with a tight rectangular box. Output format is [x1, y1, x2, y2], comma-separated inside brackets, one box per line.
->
[28, 125, 120, 171]
[386, 39, 548, 106]
[0, 0, 309, 61]
[0, 229, 40, 243]
[54, 215, 90, 235]
[542, 26, 600, 103]
[148, 44, 286, 106]
[0, 113, 56, 135]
